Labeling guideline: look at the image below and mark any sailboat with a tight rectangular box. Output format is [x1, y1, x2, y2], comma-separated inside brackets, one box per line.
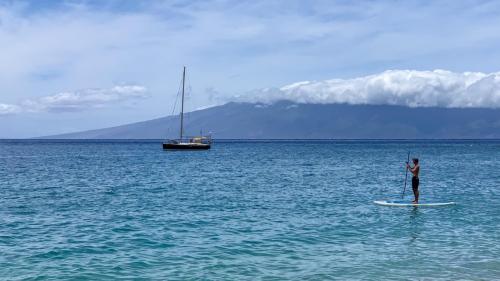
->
[162, 67, 212, 150]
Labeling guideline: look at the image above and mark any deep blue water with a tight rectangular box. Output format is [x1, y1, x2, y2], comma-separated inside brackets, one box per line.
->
[1, 140, 499, 280]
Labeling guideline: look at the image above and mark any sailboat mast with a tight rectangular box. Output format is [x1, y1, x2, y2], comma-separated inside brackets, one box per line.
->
[180, 66, 186, 140]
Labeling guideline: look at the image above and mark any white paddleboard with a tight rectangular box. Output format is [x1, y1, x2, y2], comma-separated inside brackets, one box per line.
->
[374, 200, 456, 207]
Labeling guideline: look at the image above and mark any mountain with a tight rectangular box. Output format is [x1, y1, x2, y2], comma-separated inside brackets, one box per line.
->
[41, 101, 500, 139]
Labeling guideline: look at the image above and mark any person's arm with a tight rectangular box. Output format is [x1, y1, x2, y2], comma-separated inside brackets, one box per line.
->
[406, 163, 417, 174]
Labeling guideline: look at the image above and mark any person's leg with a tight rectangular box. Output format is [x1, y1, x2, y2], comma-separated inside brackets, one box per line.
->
[414, 178, 419, 203]
[412, 177, 418, 203]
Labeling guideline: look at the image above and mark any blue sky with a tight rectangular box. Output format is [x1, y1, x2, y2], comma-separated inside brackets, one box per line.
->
[1, 0, 500, 137]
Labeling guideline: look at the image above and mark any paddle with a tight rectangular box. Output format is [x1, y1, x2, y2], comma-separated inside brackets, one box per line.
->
[401, 151, 410, 199]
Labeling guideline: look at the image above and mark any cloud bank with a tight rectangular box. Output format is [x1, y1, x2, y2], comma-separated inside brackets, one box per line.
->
[237, 70, 500, 108]
[0, 103, 21, 115]
[3, 85, 148, 114]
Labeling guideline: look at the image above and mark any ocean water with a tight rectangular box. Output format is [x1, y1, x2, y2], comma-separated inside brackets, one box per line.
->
[0, 140, 499, 280]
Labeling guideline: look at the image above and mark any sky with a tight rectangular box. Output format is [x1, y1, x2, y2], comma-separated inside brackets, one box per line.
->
[1, 0, 500, 138]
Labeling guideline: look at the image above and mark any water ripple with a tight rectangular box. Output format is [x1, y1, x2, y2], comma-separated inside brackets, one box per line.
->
[0, 140, 499, 280]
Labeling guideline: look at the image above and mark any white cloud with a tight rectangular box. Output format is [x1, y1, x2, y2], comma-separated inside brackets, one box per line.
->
[236, 69, 500, 108]
[26, 85, 148, 112]
[0, 103, 21, 115]
[1, 85, 148, 114]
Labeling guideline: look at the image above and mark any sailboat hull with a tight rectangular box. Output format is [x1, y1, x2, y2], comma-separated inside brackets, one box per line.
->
[162, 143, 211, 150]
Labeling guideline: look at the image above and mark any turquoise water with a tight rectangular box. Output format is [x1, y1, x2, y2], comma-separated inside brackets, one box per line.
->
[1, 140, 499, 280]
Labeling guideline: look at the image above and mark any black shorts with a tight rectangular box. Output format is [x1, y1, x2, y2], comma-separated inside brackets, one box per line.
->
[412, 176, 419, 191]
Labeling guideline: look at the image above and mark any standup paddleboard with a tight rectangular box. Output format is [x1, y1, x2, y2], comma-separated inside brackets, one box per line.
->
[374, 200, 456, 207]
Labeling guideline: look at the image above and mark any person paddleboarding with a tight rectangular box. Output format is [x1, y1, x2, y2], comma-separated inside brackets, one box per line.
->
[374, 155, 455, 207]
[406, 158, 420, 203]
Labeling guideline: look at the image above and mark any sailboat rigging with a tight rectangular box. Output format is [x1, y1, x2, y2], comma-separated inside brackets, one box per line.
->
[163, 67, 212, 150]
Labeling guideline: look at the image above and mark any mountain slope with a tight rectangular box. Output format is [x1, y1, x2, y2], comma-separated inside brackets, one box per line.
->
[41, 101, 500, 139]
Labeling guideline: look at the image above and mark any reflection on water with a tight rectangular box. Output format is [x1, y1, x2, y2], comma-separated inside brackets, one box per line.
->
[409, 207, 422, 243]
